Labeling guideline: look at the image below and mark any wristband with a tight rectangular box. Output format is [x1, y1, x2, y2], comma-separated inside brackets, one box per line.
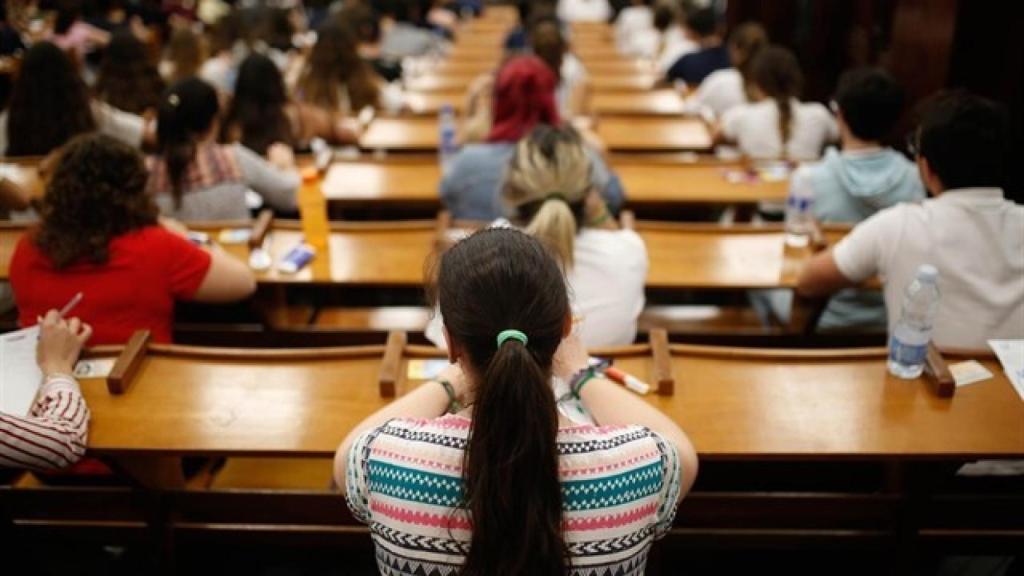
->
[437, 379, 462, 414]
[568, 367, 598, 399]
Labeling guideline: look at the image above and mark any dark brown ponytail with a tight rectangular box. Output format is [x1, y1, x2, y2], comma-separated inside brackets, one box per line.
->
[750, 45, 804, 155]
[435, 228, 570, 576]
[157, 78, 220, 208]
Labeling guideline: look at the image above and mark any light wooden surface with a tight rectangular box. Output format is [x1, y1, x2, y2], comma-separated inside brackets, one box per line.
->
[79, 344, 1024, 460]
[360, 117, 440, 151]
[597, 116, 714, 151]
[616, 162, 790, 205]
[592, 90, 686, 116]
[320, 160, 441, 206]
[404, 90, 466, 116]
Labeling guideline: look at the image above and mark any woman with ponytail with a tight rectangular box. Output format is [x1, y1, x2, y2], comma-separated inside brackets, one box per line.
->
[718, 45, 838, 160]
[146, 77, 300, 221]
[685, 22, 767, 118]
[335, 228, 697, 575]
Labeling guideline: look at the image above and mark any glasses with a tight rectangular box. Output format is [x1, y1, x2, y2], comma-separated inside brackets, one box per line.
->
[905, 130, 920, 158]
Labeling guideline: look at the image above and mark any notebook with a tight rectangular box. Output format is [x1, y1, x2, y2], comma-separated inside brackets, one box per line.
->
[0, 326, 43, 416]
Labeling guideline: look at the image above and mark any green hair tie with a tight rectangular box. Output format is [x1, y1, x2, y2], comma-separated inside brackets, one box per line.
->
[496, 329, 529, 348]
[545, 192, 567, 203]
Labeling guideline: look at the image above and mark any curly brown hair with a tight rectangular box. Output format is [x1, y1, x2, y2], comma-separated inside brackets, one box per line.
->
[36, 133, 158, 269]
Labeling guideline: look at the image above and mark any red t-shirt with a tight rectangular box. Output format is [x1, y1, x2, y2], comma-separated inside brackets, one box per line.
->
[10, 226, 213, 345]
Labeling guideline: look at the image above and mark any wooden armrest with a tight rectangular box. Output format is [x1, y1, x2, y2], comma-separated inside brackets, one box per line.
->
[924, 342, 956, 398]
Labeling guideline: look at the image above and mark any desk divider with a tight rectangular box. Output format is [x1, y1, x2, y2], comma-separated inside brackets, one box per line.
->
[106, 330, 151, 394]
[248, 209, 274, 249]
[924, 343, 956, 398]
[379, 330, 407, 397]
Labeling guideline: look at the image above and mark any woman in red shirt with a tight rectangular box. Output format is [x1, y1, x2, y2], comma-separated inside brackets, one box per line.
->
[10, 133, 257, 345]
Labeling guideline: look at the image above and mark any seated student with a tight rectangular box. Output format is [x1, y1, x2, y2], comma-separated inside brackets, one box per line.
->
[798, 91, 1023, 350]
[378, 0, 445, 61]
[292, 21, 402, 145]
[159, 26, 204, 86]
[11, 133, 257, 345]
[336, 2, 401, 82]
[614, 0, 654, 57]
[1, 310, 92, 471]
[665, 7, 728, 86]
[47, 0, 110, 65]
[149, 77, 299, 221]
[557, 0, 611, 22]
[428, 125, 646, 348]
[530, 17, 589, 119]
[441, 56, 623, 220]
[222, 53, 298, 156]
[94, 29, 166, 116]
[336, 227, 698, 575]
[504, 0, 555, 54]
[653, 1, 696, 75]
[685, 22, 767, 119]
[719, 45, 838, 160]
[0, 42, 149, 157]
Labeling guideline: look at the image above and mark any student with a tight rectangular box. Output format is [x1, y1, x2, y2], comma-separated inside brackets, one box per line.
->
[159, 26, 204, 86]
[614, 0, 654, 57]
[0, 42, 148, 157]
[94, 29, 166, 116]
[378, 0, 445, 61]
[0, 310, 92, 471]
[222, 53, 297, 156]
[719, 46, 838, 160]
[10, 133, 257, 345]
[557, 0, 612, 22]
[441, 56, 623, 220]
[685, 22, 767, 118]
[149, 78, 300, 221]
[665, 7, 728, 86]
[530, 17, 589, 119]
[47, 0, 110, 64]
[652, 0, 696, 75]
[336, 227, 697, 575]
[798, 91, 1023, 350]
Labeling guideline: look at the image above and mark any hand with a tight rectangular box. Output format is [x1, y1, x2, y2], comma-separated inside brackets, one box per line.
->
[267, 142, 296, 170]
[552, 332, 589, 382]
[36, 310, 92, 377]
[159, 216, 189, 238]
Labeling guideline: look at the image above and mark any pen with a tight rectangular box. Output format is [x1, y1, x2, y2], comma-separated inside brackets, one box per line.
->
[603, 366, 651, 396]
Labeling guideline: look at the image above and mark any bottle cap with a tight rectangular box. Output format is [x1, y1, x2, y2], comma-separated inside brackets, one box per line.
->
[916, 264, 939, 282]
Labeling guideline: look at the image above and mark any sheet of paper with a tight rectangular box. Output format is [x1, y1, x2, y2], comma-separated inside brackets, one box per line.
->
[988, 339, 1024, 402]
[0, 326, 43, 416]
[949, 360, 994, 388]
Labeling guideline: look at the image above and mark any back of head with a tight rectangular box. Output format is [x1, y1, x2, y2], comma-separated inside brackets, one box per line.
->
[54, 0, 83, 35]
[917, 90, 1007, 190]
[529, 18, 566, 79]
[503, 125, 591, 267]
[834, 67, 904, 143]
[225, 53, 292, 155]
[488, 56, 560, 142]
[6, 41, 95, 156]
[303, 21, 379, 110]
[728, 22, 767, 89]
[750, 45, 803, 145]
[652, 1, 679, 32]
[157, 77, 220, 205]
[338, 2, 381, 44]
[36, 133, 156, 269]
[435, 227, 569, 576]
[96, 29, 165, 115]
[685, 7, 717, 38]
[166, 27, 204, 84]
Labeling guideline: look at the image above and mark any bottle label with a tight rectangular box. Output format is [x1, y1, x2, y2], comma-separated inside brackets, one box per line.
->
[889, 337, 928, 366]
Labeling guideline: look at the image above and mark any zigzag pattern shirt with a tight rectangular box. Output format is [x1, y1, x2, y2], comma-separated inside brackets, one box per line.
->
[346, 414, 682, 576]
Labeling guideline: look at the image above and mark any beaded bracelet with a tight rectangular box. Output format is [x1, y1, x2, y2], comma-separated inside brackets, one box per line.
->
[437, 379, 462, 414]
[568, 367, 599, 399]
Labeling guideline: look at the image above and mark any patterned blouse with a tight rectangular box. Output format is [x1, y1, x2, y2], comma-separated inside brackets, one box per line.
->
[346, 414, 682, 576]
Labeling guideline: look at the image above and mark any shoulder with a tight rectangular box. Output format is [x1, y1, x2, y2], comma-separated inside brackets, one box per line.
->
[558, 424, 668, 458]
[577, 228, 647, 259]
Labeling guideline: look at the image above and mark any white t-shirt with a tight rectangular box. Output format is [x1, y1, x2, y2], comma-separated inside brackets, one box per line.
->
[687, 68, 746, 118]
[557, 54, 589, 118]
[656, 26, 697, 75]
[832, 188, 1024, 350]
[426, 228, 648, 349]
[721, 98, 838, 160]
[558, 0, 612, 22]
[614, 6, 654, 56]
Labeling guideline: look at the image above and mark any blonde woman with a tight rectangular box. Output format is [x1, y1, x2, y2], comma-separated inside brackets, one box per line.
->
[429, 125, 647, 348]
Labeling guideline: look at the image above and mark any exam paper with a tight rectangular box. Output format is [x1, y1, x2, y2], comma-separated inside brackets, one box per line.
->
[0, 327, 43, 416]
[988, 339, 1024, 402]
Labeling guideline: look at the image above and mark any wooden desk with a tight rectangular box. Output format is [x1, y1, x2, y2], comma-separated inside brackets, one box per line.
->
[320, 160, 441, 208]
[598, 116, 714, 152]
[360, 117, 439, 151]
[592, 90, 686, 116]
[404, 90, 465, 116]
[614, 162, 790, 206]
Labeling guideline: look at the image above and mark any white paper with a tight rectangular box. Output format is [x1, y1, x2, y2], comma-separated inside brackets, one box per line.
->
[0, 327, 43, 416]
[949, 360, 994, 388]
[988, 339, 1024, 402]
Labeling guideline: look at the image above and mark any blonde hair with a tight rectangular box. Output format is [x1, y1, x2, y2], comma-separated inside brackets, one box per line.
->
[502, 125, 591, 268]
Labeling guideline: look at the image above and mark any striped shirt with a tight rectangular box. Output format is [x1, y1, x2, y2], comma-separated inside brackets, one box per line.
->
[346, 414, 682, 576]
[0, 375, 90, 471]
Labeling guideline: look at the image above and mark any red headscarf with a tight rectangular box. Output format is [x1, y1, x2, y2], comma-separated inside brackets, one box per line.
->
[486, 56, 561, 143]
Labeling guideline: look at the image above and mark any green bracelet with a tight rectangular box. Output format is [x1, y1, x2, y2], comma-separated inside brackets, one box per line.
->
[570, 368, 598, 399]
[437, 379, 462, 414]
[588, 211, 612, 227]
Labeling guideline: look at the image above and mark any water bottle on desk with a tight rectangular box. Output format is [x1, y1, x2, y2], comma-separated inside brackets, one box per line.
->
[439, 104, 458, 175]
[784, 177, 815, 247]
[888, 264, 941, 379]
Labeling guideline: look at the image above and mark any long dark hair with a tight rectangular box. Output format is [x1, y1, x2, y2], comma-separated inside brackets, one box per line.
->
[222, 53, 293, 155]
[750, 45, 803, 148]
[95, 29, 166, 115]
[435, 228, 569, 576]
[36, 133, 157, 269]
[156, 77, 220, 207]
[298, 21, 380, 112]
[728, 22, 768, 101]
[6, 42, 96, 157]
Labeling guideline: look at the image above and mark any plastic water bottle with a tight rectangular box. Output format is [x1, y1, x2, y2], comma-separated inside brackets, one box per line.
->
[888, 264, 941, 379]
[439, 104, 458, 175]
[784, 176, 815, 247]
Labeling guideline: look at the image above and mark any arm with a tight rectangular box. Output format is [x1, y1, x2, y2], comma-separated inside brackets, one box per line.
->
[233, 144, 300, 212]
[160, 221, 257, 303]
[0, 175, 33, 211]
[0, 311, 92, 471]
[191, 245, 257, 303]
[797, 210, 892, 298]
[797, 248, 857, 298]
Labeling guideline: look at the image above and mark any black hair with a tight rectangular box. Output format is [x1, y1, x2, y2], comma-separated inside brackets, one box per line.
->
[835, 68, 904, 142]
[222, 52, 294, 155]
[434, 228, 569, 576]
[917, 90, 1008, 190]
[156, 77, 220, 207]
[685, 7, 717, 38]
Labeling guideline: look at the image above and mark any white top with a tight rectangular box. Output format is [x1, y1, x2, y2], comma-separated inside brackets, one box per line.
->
[558, 0, 612, 22]
[832, 188, 1024, 350]
[687, 68, 746, 118]
[0, 100, 145, 157]
[557, 54, 588, 118]
[721, 98, 838, 160]
[614, 6, 654, 56]
[655, 26, 697, 75]
[426, 227, 648, 349]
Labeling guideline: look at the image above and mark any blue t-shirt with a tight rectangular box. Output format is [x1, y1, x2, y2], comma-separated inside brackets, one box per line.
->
[666, 45, 730, 86]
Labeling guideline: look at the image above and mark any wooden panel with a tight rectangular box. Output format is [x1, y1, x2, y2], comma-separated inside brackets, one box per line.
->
[592, 90, 686, 116]
[597, 117, 714, 152]
[615, 162, 790, 205]
[320, 161, 441, 207]
[360, 117, 439, 151]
